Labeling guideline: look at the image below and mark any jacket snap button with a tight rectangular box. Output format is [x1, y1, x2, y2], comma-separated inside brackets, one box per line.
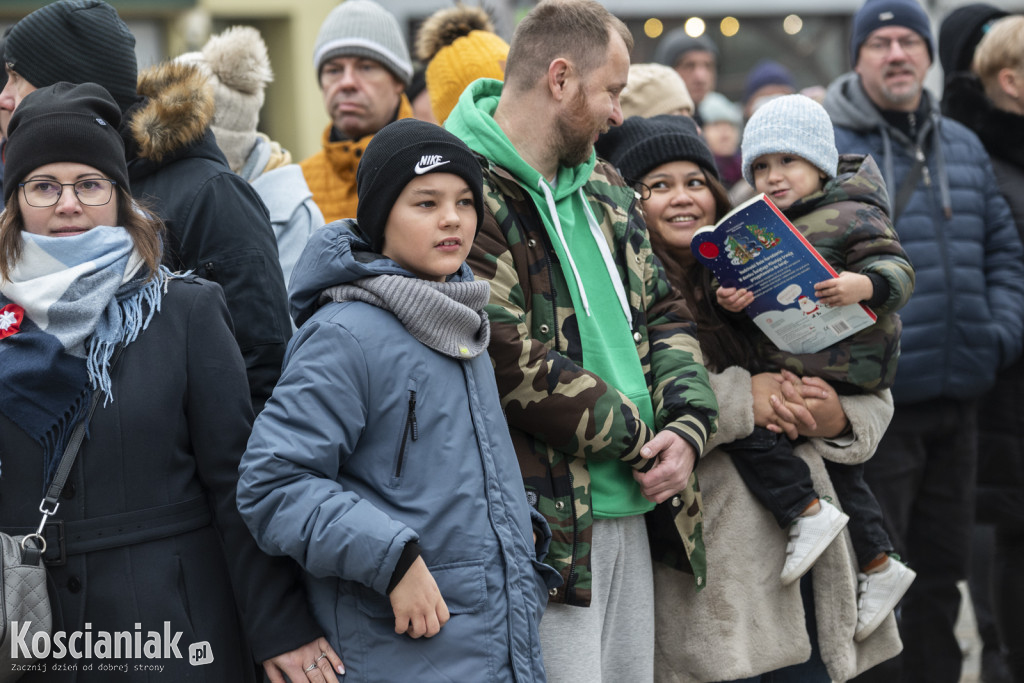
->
[671, 496, 682, 508]
[633, 332, 642, 343]
[554, 501, 565, 511]
[697, 576, 703, 586]
[67, 577, 82, 593]
[528, 239, 537, 248]
[540, 324, 550, 334]
[635, 255, 641, 264]
[549, 587, 558, 597]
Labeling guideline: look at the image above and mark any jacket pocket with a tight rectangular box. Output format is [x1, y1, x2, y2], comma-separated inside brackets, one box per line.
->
[355, 559, 488, 619]
[389, 377, 419, 487]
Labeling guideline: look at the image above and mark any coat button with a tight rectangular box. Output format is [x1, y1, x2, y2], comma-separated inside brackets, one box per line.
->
[549, 587, 558, 597]
[67, 577, 82, 593]
[528, 238, 537, 248]
[671, 495, 682, 508]
[540, 324, 550, 334]
[635, 255, 641, 264]
[554, 501, 565, 511]
[61, 482, 76, 499]
[633, 332, 642, 343]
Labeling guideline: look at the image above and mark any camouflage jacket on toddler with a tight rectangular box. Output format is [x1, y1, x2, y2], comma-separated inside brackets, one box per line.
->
[761, 153, 916, 391]
[466, 156, 718, 606]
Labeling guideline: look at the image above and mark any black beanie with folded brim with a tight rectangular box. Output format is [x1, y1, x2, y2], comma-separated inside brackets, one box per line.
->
[356, 119, 484, 253]
[4, 0, 138, 114]
[4, 82, 129, 205]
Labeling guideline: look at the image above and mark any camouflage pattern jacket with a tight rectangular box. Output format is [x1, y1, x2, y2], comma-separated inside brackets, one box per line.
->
[761, 154, 916, 391]
[466, 157, 718, 606]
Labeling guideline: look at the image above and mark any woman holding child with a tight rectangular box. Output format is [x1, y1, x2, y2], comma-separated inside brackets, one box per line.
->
[598, 112, 904, 682]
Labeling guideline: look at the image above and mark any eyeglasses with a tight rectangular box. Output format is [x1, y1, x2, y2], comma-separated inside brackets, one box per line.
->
[19, 178, 117, 208]
[862, 35, 927, 56]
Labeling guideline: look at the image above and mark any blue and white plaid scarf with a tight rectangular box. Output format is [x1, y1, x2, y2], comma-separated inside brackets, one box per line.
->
[0, 225, 170, 481]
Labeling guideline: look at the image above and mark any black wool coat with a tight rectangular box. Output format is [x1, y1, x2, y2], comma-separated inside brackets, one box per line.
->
[0, 277, 320, 682]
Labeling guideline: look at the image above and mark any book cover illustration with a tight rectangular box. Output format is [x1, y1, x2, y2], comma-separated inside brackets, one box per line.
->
[689, 193, 877, 355]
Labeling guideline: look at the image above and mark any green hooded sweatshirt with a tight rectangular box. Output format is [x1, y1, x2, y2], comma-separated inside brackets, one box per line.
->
[446, 78, 654, 517]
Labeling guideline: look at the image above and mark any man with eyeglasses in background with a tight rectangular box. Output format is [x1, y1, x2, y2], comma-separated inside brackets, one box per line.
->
[823, 1, 1024, 681]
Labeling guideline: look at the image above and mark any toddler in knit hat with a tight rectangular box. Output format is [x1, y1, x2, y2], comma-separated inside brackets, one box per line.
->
[712, 94, 918, 640]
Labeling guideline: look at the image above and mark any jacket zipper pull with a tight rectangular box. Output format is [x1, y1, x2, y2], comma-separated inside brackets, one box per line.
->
[409, 391, 418, 441]
[916, 148, 931, 187]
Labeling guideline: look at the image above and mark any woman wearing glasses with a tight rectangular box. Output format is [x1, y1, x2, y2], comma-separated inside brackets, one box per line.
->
[0, 83, 341, 682]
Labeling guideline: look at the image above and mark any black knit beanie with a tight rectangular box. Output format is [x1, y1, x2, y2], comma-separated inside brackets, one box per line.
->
[938, 3, 1008, 75]
[4, 82, 129, 205]
[596, 115, 720, 186]
[4, 0, 138, 113]
[356, 119, 484, 253]
[850, 0, 935, 68]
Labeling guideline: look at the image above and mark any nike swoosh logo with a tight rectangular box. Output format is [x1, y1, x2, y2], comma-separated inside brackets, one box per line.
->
[414, 159, 451, 174]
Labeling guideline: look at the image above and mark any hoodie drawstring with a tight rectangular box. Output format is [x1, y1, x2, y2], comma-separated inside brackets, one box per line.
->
[538, 179, 590, 315]
[579, 188, 631, 326]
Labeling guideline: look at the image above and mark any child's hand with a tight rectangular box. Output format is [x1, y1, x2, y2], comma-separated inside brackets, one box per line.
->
[389, 556, 450, 639]
[716, 286, 754, 312]
[814, 272, 872, 307]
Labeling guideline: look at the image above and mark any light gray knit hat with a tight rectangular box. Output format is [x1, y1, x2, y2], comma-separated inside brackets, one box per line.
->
[741, 94, 838, 186]
[313, 0, 412, 85]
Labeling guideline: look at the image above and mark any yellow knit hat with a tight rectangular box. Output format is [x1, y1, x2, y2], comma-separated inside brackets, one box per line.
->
[416, 5, 508, 125]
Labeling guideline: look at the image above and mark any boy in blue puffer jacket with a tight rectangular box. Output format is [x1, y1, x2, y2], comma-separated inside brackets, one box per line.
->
[237, 119, 559, 682]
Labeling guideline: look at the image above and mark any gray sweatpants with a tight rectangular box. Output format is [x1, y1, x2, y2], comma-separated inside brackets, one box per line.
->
[538, 515, 655, 682]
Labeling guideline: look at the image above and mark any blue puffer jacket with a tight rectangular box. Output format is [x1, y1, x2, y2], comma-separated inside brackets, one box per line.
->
[237, 223, 559, 682]
[824, 73, 1024, 404]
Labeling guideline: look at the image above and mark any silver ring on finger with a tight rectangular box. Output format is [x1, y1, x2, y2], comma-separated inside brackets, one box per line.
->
[316, 652, 327, 662]
[305, 662, 318, 672]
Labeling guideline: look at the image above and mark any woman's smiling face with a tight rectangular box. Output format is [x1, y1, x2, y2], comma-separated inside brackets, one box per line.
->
[640, 160, 717, 249]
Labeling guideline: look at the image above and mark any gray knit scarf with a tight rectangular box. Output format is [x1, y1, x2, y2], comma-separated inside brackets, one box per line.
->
[320, 275, 490, 359]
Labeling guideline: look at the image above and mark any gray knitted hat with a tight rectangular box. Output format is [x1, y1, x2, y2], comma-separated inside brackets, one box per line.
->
[313, 0, 412, 85]
[741, 94, 838, 186]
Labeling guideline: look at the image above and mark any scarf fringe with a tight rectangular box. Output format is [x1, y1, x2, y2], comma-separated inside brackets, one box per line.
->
[39, 389, 91, 491]
[85, 266, 173, 404]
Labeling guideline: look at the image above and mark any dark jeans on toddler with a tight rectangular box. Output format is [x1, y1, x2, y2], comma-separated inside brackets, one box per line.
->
[726, 426, 892, 569]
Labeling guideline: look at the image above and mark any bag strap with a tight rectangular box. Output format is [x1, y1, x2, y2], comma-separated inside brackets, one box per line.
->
[39, 344, 125, 519]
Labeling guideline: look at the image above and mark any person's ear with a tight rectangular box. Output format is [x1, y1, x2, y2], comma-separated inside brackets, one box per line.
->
[997, 66, 1020, 102]
[547, 57, 572, 102]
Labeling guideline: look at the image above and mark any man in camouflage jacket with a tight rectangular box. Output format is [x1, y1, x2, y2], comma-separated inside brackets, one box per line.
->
[445, 3, 717, 678]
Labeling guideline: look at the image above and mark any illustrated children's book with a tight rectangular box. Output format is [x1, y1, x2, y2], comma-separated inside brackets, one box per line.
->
[689, 193, 876, 355]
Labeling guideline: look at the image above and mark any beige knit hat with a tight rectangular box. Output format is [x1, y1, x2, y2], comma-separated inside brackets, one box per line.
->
[620, 63, 694, 119]
[177, 25, 272, 173]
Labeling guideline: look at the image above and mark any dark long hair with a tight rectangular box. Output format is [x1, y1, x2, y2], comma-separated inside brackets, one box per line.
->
[642, 171, 762, 373]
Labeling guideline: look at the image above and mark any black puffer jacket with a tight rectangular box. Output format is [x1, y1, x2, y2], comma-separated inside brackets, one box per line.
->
[122, 61, 290, 414]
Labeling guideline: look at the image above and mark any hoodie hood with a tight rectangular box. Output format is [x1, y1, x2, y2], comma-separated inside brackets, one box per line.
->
[289, 220, 474, 326]
[823, 72, 885, 133]
[445, 78, 595, 199]
[123, 61, 216, 166]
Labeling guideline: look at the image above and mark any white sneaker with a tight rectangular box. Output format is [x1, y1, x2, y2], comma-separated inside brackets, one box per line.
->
[781, 499, 849, 585]
[855, 556, 916, 642]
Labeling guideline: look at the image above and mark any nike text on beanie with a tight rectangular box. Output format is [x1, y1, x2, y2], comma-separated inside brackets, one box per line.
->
[356, 119, 484, 253]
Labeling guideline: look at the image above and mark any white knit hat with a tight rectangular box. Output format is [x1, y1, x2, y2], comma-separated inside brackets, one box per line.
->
[313, 0, 412, 85]
[741, 94, 838, 186]
[177, 25, 271, 173]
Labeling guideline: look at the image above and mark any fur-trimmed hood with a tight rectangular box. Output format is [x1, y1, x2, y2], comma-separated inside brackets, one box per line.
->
[123, 61, 215, 165]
